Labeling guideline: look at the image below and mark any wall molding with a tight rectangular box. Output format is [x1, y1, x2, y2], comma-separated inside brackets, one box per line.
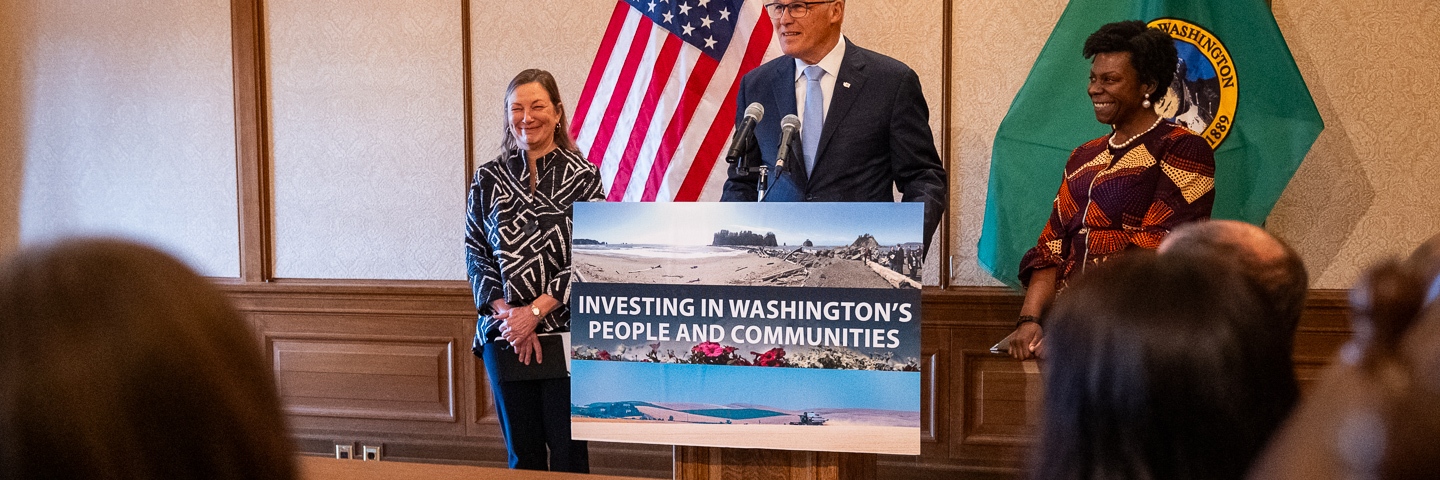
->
[219, 283, 1352, 479]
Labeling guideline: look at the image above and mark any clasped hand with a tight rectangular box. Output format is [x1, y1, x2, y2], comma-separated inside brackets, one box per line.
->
[491, 300, 543, 365]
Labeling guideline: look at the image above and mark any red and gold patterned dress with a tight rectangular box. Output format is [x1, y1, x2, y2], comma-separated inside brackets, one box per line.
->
[1018, 121, 1215, 288]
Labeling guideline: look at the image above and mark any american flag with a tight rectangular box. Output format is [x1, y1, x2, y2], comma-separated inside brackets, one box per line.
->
[570, 0, 778, 202]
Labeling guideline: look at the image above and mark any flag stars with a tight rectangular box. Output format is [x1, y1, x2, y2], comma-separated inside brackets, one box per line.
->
[648, 1, 656, 12]
[663, 11, 674, 23]
[678, 2, 692, 15]
[682, 22, 695, 36]
[697, 0, 709, 6]
[718, 8, 730, 20]
[700, 15, 714, 28]
[704, 36, 717, 49]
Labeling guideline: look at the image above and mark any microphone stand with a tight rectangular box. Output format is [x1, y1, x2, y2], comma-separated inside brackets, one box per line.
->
[730, 131, 771, 202]
[756, 163, 771, 202]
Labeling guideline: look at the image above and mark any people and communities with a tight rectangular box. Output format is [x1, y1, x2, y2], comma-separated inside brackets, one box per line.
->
[465, 69, 605, 472]
[720, 0, 948, 254]
[1005, 20, 1217, 360]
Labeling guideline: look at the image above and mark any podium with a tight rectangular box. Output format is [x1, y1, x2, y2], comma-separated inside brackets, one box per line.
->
[674, 447, 876, 480]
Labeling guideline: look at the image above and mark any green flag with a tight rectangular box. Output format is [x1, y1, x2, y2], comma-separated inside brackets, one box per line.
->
[976, 0, 1323, 289]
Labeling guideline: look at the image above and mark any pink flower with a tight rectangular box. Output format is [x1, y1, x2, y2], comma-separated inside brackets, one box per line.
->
[750, 347, 788, 367]
[692, 342, 724, 357]
[597, 350, 611, 360]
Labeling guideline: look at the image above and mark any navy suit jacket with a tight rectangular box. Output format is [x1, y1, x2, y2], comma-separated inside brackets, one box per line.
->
[721, 41, 947, 251]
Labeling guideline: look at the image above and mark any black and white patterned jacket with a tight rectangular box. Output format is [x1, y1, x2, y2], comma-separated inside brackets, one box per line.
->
[466, 148, 605, 345]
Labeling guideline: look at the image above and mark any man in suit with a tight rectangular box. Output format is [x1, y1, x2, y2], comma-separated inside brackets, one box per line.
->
[721, 0, 947, 254]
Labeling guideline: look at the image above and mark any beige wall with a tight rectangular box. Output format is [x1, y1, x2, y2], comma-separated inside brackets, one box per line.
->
[267, 0, 466, 280]
[0, 0, 239, 276]
[0, 0, 1435, 289]
[1264, 0, 1440, 288]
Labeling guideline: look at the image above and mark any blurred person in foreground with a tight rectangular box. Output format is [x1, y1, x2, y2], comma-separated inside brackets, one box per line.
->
[1159, 219, 1309, 346]
[466, 68, 604, 472]
[0, 238, 296, 480]
[1033, 252, 1296, 480]
[1249, 236, 1440, 480]
[1006, 20, 1215, 360]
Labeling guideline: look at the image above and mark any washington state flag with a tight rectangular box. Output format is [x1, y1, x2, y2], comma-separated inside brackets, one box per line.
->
[976, 0, 1323, 289]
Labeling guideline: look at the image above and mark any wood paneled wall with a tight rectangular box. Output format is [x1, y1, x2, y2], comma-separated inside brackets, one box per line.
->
[217, 283, 1352, 479]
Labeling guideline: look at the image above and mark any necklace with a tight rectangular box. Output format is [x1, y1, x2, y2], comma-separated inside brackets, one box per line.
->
[1108, 116, 1164, 150]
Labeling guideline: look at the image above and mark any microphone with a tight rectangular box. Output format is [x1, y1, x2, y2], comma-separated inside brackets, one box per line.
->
[774, 114, 802, 172]
[725, 102, 764, 163]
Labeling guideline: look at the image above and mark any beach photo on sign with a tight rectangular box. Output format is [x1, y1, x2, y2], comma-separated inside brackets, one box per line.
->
[569, 360, 921, 455]
[572, 203, 924, 288]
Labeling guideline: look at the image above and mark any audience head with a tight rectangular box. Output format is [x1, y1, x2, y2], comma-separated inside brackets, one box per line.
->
[502, 68, 576, 156]
[1033, 251, 1297, 480]
[0, 238, 296, 480]
[1159, 220, 1309, 335]
[1407, 233, 1440, 307]
[1249, 256, 1440, 480]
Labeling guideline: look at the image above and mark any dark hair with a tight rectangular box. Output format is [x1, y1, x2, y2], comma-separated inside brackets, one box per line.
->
[501, 68, 579, 155]
[1032, 252, 1297, 480]
[1083, 20, 1179, 104]
[0, 238, 297, 480]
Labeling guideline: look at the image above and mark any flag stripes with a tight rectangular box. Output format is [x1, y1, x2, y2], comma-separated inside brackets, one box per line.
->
[572, 0, 777, 202]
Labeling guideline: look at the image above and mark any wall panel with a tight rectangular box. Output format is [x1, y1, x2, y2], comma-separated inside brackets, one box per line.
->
[3, 0, 239, 276]
[224, 283, 1352, 479]
[267, 0, 466, 280]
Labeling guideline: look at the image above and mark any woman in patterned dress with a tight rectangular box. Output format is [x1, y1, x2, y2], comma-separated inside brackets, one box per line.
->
[1005, 21, 1216, 360]
[465, 69, 604, 472]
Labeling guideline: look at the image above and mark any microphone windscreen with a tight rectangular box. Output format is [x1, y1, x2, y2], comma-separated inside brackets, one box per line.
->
[781, 114, 802, 131]
[745, 102, 765, 121]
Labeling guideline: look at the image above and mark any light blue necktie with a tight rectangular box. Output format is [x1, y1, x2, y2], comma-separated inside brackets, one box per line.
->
[802, 65, 824, 177]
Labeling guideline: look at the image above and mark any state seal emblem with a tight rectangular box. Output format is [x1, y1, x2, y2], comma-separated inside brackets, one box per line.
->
[1148, 18, 1238, 148]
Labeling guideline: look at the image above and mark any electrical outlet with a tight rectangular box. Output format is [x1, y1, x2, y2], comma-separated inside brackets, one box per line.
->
[335, 444, 353, 460]
[361, 445, 381, 461]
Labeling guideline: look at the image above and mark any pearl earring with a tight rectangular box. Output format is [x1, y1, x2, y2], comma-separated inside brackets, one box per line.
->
[1142, 98, 1152, 109]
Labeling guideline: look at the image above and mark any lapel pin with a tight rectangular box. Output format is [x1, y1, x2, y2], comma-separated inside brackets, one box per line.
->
[842, 82, 851, 88]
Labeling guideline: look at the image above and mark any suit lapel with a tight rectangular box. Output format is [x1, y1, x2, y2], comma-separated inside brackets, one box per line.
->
[770, 60, 807, 187]
[771, 61, 798, 124]
[814, 42, 867, 175]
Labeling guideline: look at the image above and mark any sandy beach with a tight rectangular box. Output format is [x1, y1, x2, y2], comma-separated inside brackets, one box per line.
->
[574, 245, 909, 289]
[572, 421, 921, 455]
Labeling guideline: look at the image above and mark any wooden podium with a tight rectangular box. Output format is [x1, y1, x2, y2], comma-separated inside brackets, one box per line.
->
[674, 446, 876, 480]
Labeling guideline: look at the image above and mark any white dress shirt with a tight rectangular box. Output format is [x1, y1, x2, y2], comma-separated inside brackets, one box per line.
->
[793, 35, 847, 124]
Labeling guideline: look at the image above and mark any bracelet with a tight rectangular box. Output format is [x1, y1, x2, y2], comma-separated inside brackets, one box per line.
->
[1016, 315, 1040, 328]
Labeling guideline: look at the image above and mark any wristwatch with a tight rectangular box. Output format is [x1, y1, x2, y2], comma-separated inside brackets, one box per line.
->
[530, 305, 542, 317]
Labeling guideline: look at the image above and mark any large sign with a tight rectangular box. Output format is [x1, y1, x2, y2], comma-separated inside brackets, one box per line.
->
[569, 202, 922, 455]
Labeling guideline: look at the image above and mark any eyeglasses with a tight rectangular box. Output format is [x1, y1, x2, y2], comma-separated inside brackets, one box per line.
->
[763, 0, 837, 19]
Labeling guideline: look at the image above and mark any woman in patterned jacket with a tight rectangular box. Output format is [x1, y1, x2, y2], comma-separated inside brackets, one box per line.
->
[465, 69, 604, 472]
[1004, 21, 1216, 360]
